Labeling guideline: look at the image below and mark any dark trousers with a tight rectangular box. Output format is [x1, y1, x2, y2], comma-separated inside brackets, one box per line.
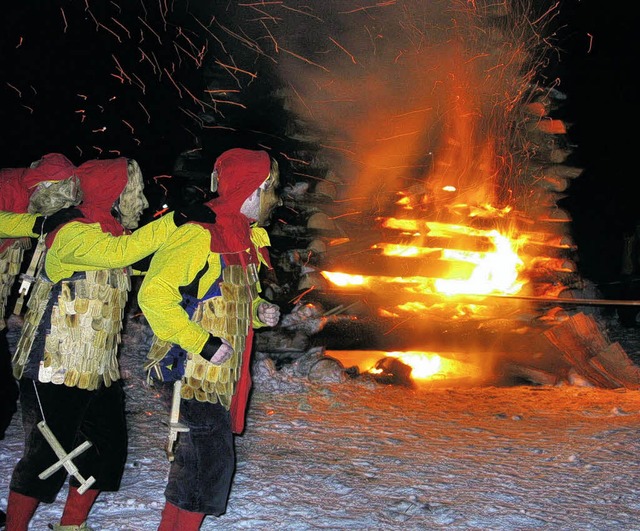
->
[0, 328, 19, 439]
[161, 383, 235, 515]
[10, 379, 128, 503]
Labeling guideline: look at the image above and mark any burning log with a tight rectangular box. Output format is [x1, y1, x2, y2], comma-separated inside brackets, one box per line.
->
[317, 250, 477, 279]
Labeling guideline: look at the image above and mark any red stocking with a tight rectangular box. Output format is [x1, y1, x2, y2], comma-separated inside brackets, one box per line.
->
[60, 486, 100, 526]
[175, 508, 205, 530]
[157, 501, 179, 531]
[6, 490, 40, 531]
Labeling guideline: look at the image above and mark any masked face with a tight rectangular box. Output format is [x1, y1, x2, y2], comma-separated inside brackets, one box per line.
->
[116, 159, 149, 229]
[240, 158, 281, 226]
[28, 175, 83, 216]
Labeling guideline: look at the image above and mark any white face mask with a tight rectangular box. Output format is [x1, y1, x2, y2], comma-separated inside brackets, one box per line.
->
[117, 160, 149, 230]
[240, 187, 262, 221]
[28, 175, 83, 216]
[239, 159, 281, 226]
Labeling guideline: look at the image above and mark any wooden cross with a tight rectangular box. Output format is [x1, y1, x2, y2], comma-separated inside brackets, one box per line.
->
[37, 420, 96, 494]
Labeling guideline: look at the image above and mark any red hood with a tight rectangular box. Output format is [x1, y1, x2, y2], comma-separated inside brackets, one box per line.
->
[202, 148, 271, 253]
[0, 153, 76, 213]
[74, 158, 129, 237]
[0, 167, 29, 213]
[22, 153, 77, 194]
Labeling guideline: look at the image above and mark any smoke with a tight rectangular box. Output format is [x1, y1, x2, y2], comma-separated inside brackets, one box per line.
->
[249, 0, 558, 216]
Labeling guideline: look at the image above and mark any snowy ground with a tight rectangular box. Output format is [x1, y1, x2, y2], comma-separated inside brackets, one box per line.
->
[2, 311, 640, 530]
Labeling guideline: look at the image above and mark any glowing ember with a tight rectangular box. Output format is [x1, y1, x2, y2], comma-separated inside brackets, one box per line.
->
[373, 243, 442, 257]
[369, 351, 478, 381]
[322, 271, 365, 287]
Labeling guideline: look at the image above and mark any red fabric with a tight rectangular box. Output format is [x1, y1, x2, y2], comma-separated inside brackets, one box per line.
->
[0, 167, 29, 213]
[0, 153, 76, 213]
[200, 148, 271, 253]
[0, 153, 77, 252]
[74, 158, 128, 236]
[175, 508, 205, 530]
[0, 168, 29, 253]
[60, 486, 100, 525]
[45, 158, 129, 246]
[21, 153, 77, 194]
[158, 501, 180, 531]
[225, 250, 260, 435]
[6, 489, 40, 531]
[229, 326, 254, 435]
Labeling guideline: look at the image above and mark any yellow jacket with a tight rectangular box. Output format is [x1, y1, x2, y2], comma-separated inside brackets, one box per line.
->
[44, 212, 179, 283]
[138, 223, 271, 356]
[0, 211, 39, 239]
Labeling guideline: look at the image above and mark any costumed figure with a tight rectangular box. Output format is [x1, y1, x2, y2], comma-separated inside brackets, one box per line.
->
[138, 148, 282, 530]
[5, 157, 215, 531]
[0, 153, 83, 442]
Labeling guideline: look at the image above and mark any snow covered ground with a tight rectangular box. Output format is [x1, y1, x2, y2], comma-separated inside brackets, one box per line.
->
[2, 311, 640, 530]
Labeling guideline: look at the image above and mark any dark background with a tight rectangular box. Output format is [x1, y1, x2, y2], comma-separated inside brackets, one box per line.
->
[1, 1, 637, 288]
[553, 0, 639, 286]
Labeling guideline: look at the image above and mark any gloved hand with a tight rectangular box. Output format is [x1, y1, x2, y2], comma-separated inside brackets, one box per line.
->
[32, 207, 84, 235]
[258, 302, 280, 327]
[173, 203, 216, 227]
[199, 335, 234, 365]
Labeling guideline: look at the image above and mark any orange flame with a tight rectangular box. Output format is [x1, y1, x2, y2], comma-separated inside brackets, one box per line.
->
[369, 351, 478, 381]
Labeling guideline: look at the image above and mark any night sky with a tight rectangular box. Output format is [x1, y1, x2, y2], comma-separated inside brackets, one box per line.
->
[1, 1, 637, 285]
[0, 2, 210, 176]
[552, 0, 640, 283]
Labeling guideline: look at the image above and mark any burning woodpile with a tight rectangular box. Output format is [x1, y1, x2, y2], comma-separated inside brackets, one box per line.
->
[254, 86, 640, 390]
[247, 1, 640, 390]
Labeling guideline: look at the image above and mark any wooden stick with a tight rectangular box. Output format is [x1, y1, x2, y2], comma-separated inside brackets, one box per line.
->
[37, 420, 96, 494]
[166, 380, 189, 462]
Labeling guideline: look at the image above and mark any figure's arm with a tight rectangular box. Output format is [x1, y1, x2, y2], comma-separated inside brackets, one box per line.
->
[0, 211, 39, 238]
[138, 224, 219, 354]
[44, 213, 180, 283]
[1, 207, 84, 240]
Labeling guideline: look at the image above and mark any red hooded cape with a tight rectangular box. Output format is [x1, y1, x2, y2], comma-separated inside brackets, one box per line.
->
[0, 153, 76, 251]
[45, 157, 129, 247]
[198, 148, 271, 253]
[0, 153, 77, 213]
[198, 148, 272, 434]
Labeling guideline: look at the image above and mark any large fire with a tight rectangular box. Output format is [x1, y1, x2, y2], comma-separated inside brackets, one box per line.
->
[321, 213, 529, 307]
[281, 1, 575, 386]
[320, 207, 536, 382]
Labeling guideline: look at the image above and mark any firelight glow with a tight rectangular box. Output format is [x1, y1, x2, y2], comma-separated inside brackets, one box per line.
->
[369, 351, 477, 381]
[321, 271, 365, 286]
[321, 226, 526, 298]
[434, 230, 524, 295]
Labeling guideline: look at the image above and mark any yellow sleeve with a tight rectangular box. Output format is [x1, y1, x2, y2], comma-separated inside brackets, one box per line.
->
[0, 211, 38, 238]
[138, 224, 220, 354]
[44, 213, 178, 283]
